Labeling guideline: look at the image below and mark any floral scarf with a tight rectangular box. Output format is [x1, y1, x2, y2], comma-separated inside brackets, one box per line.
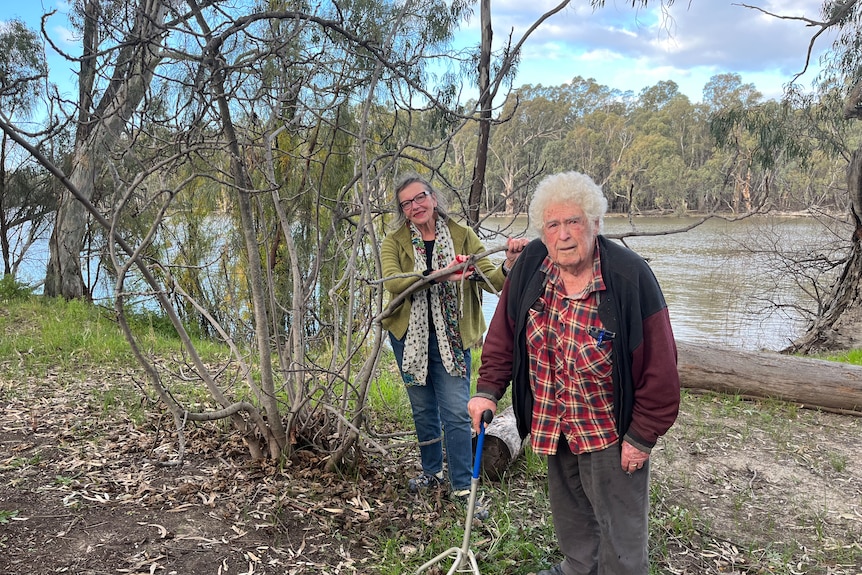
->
[400, 217, 466, 385]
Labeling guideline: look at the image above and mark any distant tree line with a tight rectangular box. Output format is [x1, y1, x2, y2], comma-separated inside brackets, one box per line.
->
[447, 74, 858, 220]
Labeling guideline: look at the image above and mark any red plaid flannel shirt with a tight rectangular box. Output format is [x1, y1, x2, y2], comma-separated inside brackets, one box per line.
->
[525, 245, 619, 456]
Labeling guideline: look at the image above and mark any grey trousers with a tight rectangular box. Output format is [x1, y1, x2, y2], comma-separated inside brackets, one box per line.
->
[547, 440, 650, 575]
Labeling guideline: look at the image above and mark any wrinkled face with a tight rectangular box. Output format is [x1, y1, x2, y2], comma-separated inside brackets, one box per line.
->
[397, 181, 437, 226]
[541, 202, 598, 275]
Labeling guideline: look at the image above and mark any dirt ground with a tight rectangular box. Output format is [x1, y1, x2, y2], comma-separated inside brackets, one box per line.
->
[1, 372, 861, 575]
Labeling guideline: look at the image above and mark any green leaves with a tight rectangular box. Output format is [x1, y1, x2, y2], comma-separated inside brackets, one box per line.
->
[0, 509, 20, 524]
[0, 19, 47, 115]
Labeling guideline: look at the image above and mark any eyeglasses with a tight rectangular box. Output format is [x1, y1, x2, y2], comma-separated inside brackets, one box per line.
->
[399, 190, 432, 211]
[543, 216, 585, 235]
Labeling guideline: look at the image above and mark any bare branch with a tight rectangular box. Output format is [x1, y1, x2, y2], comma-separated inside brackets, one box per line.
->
[370, 244, 508, 322]
[736, 1, 860, 84]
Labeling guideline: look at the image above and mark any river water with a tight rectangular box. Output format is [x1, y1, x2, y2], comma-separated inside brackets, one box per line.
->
[479, 215, 841, 352]
[17, 215, 838, 352]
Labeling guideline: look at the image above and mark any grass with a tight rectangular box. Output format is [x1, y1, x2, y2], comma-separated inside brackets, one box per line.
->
[1, 453, 44, 470]
[0, 297, 180, 375]
[369, 348, 414, 423]
[0, 274, 36, 302]
[819, 348, 862, 365]
[0, 294, 233, 412]
[0, 509, 19, 524]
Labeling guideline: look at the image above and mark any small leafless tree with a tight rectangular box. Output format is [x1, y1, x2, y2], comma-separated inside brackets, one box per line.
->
[0, 0, 583, 470]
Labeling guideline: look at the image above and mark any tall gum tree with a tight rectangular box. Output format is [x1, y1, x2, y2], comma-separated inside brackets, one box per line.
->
[44, 0, 170, 299]
[740, 1, 862, 352]
[0, 19, 53, 279]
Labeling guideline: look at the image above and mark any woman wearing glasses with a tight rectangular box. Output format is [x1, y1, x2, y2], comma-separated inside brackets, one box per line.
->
[381, 173, 528, 511]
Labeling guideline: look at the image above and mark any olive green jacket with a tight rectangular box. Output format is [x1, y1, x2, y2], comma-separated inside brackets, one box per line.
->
[381, 218, 507, 350]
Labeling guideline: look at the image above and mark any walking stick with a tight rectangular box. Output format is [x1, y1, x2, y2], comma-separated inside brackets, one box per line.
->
[416, 410, 494, 575]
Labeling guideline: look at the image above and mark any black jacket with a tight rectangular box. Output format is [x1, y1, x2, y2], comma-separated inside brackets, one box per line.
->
[476, 236, 680, 450]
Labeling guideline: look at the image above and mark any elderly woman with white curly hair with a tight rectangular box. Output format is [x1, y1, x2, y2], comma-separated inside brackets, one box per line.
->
[469, 171, 680, 574]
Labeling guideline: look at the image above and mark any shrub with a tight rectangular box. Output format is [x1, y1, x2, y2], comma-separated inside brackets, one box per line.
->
[0, 275, 35, 302]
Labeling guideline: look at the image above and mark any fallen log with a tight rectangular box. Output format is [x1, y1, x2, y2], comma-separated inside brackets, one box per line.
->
[677, 341, 862, 416]
[474, 406, 526, 481]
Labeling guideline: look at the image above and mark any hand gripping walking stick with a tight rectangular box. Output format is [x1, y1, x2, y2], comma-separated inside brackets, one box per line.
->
[416, 409, 494, 575]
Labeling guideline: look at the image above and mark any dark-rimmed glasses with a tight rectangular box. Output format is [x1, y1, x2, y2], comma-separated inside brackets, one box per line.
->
[399, 190, 432, 211]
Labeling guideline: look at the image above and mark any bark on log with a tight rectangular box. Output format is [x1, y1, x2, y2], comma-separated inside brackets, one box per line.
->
[677, 341, 862, 415]
[474, 406, 527, 481]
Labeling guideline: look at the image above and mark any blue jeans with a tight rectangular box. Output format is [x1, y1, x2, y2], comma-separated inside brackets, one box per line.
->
[389, 331, 473, 491]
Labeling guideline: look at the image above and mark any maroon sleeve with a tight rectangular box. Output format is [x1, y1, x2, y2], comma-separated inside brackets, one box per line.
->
[476, 279, 517, 401]
[629, 306, 680, 445]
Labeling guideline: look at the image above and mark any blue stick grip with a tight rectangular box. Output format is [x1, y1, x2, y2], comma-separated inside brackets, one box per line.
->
[472, 410, 494, 479]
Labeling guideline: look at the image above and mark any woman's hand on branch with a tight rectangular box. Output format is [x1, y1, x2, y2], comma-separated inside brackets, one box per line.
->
[441, 254, 475, 282]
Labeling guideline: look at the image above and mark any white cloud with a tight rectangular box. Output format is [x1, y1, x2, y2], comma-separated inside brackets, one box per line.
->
[460, 0, 830, 101]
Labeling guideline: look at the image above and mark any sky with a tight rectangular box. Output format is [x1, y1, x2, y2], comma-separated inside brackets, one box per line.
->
[2, 0, 834, 104]
[458, 0, 832, 102]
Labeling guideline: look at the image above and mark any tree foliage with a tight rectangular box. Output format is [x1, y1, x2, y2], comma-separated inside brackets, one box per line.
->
[0, 19, 46, 113]
[0, 19, 55, 280]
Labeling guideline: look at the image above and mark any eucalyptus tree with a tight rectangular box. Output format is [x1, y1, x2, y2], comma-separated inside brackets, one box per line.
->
[704, 73, 792, 213]
[462, 0, 681, 227]
[484, 87, 570, 215]
[0, 163, 58, 279]
[602, 81, 690, 213]
[786, 83, 861, 209]
[143, 0, 484, 463]
[0, 19, 54, 280]
[464, 0, 570, 226]
[634, 86, 708, 212]
[36, 0, 172, 300]
[711, 2, 862, 353]
[539, 81, 635, 207]
[494, 78, 631, 207]
[775, 0, 862, 352]
[0, 19, 46, 113]
[443, 113, 480, 205]
[611, 131, 677, 213]
[0, 0, 478, 465]
[703, 72, 762, 113]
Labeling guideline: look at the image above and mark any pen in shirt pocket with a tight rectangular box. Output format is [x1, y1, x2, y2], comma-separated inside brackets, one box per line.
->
[588, 325, 616, 347]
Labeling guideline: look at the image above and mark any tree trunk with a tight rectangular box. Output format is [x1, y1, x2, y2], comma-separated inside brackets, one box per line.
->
[465, 0, 572, 227]
[787, 147, 862, 354]
[195, 6, 286, 459]
[44, 0, 168, 299]
[466, 0, 492, 228]
[44, 150, 97, 298]
[678, 341, 862, 415]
